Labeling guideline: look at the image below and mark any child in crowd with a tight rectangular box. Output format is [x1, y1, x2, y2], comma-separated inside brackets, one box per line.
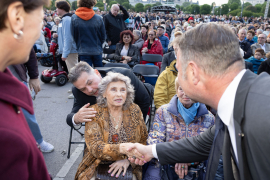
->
[245, 48, 265, 74]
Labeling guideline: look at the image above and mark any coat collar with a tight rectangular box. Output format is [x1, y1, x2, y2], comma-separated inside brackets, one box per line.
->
[0, 68, 33, 114]
[167, 95, 208, 118]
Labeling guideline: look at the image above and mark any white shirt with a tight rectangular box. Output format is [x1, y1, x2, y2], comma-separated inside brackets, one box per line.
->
[121, 46, 129, 56]
[152, 69, 247, 163]
[260, 43, 266, 52]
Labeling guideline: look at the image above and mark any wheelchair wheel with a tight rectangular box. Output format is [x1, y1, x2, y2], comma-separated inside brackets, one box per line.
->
[55, 74, 67, 86]
[40, 75, 52, 83]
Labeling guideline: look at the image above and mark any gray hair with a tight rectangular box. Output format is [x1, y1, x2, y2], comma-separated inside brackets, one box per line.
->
[257, 29, 263, 33]
[68, 62, 94, 83]
[97, 72, 134, 110]
[175, 23, 244, 78]
[111, 4, 119, 10]
[133, 30, 141, 38]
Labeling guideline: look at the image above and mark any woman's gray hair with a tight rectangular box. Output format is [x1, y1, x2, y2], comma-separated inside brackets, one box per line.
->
[97, 72, 134, 110]
[133, 30, 141, 38]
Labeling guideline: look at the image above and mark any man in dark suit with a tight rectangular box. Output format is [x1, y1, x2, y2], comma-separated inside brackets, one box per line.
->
[119, 23, 270, 180]
[238, 28, 252, 59]
[66, 62, 150, 129]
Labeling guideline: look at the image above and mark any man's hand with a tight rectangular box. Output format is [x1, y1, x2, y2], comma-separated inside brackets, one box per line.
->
[175, 162, 199, 179]
[108, 41, 112, 46]
[29, 79, 41, 95]
[74, 103, 97, 124]
[62, 57, 67, 61]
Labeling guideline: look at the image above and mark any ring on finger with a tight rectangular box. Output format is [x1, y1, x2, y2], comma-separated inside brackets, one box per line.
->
[132, 156, 136, 159]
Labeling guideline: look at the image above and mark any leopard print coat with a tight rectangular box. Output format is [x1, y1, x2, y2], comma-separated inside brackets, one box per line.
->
[75, 103, 148, 180]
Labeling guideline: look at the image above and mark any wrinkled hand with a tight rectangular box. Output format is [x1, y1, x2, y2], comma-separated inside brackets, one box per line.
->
[121, 60, 128, 64]
[120, 143, 153, 165]
[62, 57, 67, 61]
[175, 162, 199, 179]
[108, 159, 130, 177]
[29, 79, 41, 95]
[74, 103, 97, 124]
[142, 47, 148, 53]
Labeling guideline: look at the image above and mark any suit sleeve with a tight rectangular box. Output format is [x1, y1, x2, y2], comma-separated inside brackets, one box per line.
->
[156, 125, 215, 165]
[244, 43, 252, 59]
[113, 44, 123, 61]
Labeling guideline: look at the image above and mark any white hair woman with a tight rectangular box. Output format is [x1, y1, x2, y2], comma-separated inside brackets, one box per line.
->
[75, 72, 148, 180]
[133, 30, 144, 51]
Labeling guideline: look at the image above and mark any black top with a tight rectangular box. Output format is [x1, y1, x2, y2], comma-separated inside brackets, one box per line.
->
[148, 41, 152, 49]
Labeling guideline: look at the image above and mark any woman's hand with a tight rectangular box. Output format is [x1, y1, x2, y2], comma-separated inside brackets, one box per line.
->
[121, 60, 128, 64]
[175, 162, 199, 179]
[108, 159, 130, 177]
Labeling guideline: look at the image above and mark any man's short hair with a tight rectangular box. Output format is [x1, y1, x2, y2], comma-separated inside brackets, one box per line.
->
[55, 0, 71, 12]
[141, 24, 148, 30]
[247, 30, 255, 36]
[78, 0, 97, 8]
[255, 48, 265, 56]
[157, 26, 164, 30]
[68, 62, 94, 83]
[174, 23, 244, 77]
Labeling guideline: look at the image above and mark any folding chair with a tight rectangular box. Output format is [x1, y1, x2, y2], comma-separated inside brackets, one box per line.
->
[67, 124, 85, 159]
[133, 64, 159, 86]
[104, 63, 131, 69]
[141, 54, 163, 63]
[102, 48, 115, 64]
[143, 83, 155, 132]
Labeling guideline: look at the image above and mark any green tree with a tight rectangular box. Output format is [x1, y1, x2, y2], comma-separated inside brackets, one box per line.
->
[214, 7, 220, 15]
[122, 2, 130, 9]
[228, 0, 241, 6]
[130, 4, 135, 11]
[228, 9, 241, 16]
[96, 1, 104, 7]
[135, 3, 144, 12]
[245, 5, 257, 12]
[237, 10, 253, 17]
[71, 1, 78, 10]
[221, 4, 229, 15]
[253, 12, 264, 17]
[230, 2, 239, 11]
[200, 4, 211, 14]
[182, 2, 191, 8]
[255, 4, 262, 13]
[185, 6, 192, 14]
[175, 4, 180, 10]
[191, 4, 200, 14]
[144, 4, 152, 12]
[109, 1, 117, 7]
[243, 2, 252, 9]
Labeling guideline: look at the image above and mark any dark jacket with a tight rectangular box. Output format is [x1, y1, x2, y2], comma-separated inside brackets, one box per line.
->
[66, 67, 151, 128]
[12, 48, 39, 82]
[103, 5, 129, 45]
[133, 38, 144, 51]
[113, 43, 140, 66]
[239, 40, 252, 59]
[245, 61, 254, 72]
[161, 51, 176, 72]
[156, 70, 270, 180]
[258, 58, 270, 75]
[0, 69, 50, 180]
[71, 12, 105, 55]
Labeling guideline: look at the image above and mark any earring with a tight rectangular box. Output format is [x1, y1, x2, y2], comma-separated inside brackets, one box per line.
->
[13, 30, 24, 40]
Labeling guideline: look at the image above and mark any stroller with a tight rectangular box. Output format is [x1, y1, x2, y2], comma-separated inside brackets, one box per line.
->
[39, 38, 69, 86]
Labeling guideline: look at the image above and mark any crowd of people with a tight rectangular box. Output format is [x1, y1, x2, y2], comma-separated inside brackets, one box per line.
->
[1, 0, 270, 180]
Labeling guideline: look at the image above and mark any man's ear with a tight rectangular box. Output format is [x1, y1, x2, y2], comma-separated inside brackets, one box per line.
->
[7, 2, 25, 35]
[187, 61, 200, 86]
[94, 69, 102, 78]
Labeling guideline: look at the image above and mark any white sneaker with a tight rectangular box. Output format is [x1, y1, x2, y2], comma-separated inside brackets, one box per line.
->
[68, 89, 72, 93]
[68, 94, 74, 99]
[39, 140, 54, 153]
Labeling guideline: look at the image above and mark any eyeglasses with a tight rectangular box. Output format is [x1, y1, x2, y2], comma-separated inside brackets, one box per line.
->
[148, 34, 154, 36]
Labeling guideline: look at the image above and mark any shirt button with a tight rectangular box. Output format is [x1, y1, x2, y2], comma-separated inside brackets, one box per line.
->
[238, 133, 244, 137]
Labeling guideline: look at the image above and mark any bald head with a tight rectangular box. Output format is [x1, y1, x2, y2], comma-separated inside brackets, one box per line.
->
[111, 4, 119, 16]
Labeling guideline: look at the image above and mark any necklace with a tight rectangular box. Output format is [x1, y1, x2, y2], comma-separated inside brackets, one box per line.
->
[109, 111, 122, 130]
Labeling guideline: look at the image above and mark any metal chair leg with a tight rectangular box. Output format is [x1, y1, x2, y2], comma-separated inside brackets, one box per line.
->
[67, 127, 73, 159]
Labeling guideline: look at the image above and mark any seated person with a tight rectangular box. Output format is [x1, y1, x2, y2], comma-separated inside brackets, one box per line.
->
[245, 48, 265, 74]
[258, 52, 270, 74]
[245, 30, 255, 46]
[156, 26, 169, 53]
[144, 77, 215, 180]
[141, 29, 163, 57]
[66, 62, 150, 129]
[113, 30, 140, 67]
[154, 60, 177, 109]
[133, 30, 144, 51]
[251, 33, 270, 55]
[75, 72, 148, 180]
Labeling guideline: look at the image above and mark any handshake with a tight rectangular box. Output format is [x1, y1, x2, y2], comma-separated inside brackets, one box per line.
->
[119, 143, 154, 165]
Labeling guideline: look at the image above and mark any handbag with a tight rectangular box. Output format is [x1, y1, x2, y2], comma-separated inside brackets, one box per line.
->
[96, 162, 133, 180]
[160, 162, 206, 180]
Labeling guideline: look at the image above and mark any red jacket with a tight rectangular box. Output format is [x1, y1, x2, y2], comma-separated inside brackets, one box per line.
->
[0, 69, 50, 180]
[141, 38, 163, 56]
[43, 27, 51, 41]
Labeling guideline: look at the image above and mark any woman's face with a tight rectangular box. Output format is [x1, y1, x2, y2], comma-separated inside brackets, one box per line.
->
[133, 31, 139, 40]
[148, 31, 155, 40]
[104, 81, 127, 108]
[123, 34, 131, 44]
[176, 86, 194, 108]
[55, 20, 60, 25]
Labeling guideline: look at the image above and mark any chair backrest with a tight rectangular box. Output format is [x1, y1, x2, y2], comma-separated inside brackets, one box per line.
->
[104, 63, 131, 69]
[103, 48, 115, 54]
[142, 54, 163, 63]
[133, 64, 159, 76]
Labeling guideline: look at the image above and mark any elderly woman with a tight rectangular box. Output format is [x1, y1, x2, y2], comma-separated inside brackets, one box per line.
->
[51, 17, 60, 35]
[143, 77, 215, 180]
[113, 30, 140, 67]
[133, 30, 144, 51]
[75, 72, 148, 180]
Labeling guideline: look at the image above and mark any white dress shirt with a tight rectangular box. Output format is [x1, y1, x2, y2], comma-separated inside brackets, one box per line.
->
[260, 43, 266, 52]
[152, 69, 247, 163]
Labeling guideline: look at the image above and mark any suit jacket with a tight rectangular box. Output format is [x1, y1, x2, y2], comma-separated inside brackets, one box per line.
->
[113, 43, 140, 66]
[66, 67, 151, 128]
[156, 70, 270, 180]
[239, 41, 252, 59]
[251, 43, 270, 55]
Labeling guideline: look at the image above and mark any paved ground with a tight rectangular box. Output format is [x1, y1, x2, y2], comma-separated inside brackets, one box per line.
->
[33, 64, 84, 180]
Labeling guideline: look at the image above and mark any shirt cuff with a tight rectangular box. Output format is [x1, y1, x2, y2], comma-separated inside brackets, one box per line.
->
[72, 114, 82, 130]
[152, 144, 159, 160]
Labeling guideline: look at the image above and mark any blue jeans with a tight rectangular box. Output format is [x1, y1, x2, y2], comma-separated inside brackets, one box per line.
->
[109, 45, 116, 50]
[79, 55, 103, 67]
[22, 82, 43, 144]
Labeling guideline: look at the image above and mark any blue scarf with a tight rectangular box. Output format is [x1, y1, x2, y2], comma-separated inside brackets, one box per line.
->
[177, 99, 200, 125]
